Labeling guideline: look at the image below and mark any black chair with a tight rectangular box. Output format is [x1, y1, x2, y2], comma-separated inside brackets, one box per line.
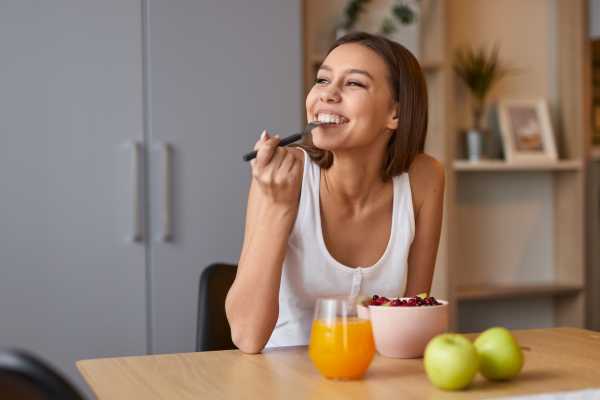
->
[196, 263, 238, 351]
[0, 349, 85, 400]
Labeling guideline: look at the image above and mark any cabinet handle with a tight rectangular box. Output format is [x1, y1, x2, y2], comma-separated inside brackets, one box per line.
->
[157, 142, 173, 242]
[129, 141, 144, 242]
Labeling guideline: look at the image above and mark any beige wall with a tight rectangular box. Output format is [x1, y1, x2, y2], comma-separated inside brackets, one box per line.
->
[449, 0, 558, 132]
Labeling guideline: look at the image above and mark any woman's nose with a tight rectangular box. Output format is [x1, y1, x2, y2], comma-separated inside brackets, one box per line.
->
[319, 86, 341, 103]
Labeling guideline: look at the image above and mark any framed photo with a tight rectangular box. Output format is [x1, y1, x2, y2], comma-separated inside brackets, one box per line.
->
[498, 99, 558, 163]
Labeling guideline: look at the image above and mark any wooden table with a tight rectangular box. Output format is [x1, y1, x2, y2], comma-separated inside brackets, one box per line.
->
[77, 327, 600, 399]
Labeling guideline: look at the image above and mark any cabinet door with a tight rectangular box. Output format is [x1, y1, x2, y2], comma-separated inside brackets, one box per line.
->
[0, 0, 146, 390]
[146, 0, 302, 353]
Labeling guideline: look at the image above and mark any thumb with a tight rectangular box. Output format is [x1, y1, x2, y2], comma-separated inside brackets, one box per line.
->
[254, 130, 270, 150]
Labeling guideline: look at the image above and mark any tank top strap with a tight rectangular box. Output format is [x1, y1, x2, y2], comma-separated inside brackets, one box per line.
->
[293, 147, 318, 234]
[394, 172, 415, 237]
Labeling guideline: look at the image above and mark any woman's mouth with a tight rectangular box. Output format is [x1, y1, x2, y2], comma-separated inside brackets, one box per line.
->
[312, 112, 349, 126]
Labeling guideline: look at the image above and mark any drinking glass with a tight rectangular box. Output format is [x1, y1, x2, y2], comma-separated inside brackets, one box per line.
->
[308, 297, 375, 379]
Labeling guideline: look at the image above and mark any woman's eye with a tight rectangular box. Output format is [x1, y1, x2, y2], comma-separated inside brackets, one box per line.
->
[347, 81, 365, 88]
[313, 78, 365, 88]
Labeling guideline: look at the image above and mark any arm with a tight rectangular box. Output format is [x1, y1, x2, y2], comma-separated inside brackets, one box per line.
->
[225, 133, 303, 354]
[405, 154, 445, 296]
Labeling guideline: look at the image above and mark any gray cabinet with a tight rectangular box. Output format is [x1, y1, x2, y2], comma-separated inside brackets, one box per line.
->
[0, 0, 301, 391]
[145, 0, 302, 354]
[0, 0, 147, 392]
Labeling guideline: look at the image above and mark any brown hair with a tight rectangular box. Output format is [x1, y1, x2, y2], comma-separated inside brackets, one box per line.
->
[298, 31, 428, 180]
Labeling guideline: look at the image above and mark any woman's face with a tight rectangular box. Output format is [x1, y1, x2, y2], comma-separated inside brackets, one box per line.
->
[305, 43, 398, 151]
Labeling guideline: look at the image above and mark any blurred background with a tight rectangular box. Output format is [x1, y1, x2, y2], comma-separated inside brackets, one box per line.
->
[0, 0, 598, 393]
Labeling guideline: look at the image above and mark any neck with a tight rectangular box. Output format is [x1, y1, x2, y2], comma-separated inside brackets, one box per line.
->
[322, 137, 389, 210]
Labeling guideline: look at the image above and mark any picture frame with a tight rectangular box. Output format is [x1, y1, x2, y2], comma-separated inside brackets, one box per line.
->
[497, 98, 558, 163]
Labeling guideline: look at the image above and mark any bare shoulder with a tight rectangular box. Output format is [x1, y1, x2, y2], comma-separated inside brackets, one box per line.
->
[407, 153, 445, 213]
[409, 153, 444, 183]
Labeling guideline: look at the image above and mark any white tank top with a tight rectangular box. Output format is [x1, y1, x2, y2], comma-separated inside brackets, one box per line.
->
[265, 148, 415, 348]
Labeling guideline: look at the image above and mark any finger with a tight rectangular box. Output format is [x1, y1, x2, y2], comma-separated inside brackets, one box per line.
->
[277, 150, 296, 177]
[267, 146, 286, 176]
[289, 158, 301, 178]
[255, 135, 281, 168]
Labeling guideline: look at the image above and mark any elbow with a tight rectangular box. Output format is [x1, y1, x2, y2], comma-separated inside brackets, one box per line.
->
[229, 318, 269, 354]
[225, 298, 270, 354]
[231, 331, 266, 354]
[225, 289, 278, 354]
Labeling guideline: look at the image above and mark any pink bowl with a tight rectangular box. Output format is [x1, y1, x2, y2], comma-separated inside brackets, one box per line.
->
[357, 299, 448, 358]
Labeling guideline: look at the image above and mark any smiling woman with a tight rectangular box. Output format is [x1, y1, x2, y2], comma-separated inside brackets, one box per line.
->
[225, 31, 444, 354]
[303, 32, 428, 176]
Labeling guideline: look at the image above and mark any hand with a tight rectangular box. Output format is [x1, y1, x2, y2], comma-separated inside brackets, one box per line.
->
[250, 130, 302, 207]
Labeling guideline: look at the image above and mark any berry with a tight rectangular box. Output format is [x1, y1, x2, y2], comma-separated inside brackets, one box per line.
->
[367, 294, 441, 307]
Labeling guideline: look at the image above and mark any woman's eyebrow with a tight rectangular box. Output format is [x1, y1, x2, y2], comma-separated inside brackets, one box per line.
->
[319, 64, 374, 81]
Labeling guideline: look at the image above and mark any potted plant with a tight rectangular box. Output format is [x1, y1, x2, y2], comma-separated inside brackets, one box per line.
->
[336, 0, 371, 38]
[453, 44, 510, 161]
[337, 0, 421, 57]
[380, 1, 419, 35]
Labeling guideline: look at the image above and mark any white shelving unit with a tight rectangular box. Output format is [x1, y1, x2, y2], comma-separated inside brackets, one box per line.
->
[453, 160, 583, 172]
[456, 283, 584, 301]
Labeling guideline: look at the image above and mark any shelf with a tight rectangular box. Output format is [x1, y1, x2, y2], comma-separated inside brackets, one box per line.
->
[453, 159, 583, 172]
[591, 146, 600, 161]
[456, 283, 583, 301]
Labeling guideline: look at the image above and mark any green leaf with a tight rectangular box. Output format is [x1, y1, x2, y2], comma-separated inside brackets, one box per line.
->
[453, 44, 515, 129]
[380, 17, 397, 35]
[392, 4, 415, 25]
[343, 0, 372, 30]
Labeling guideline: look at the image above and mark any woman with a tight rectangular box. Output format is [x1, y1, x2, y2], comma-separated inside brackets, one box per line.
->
[225, 32, 444, 354]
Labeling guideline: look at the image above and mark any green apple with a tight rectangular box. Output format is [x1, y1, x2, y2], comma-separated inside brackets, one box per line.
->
[424, 333, 479, 391]
[474, 327, 524, 381]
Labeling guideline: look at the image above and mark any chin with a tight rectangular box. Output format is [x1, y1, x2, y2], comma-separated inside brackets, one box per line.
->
[310, 125, 352, 150]
[311, 132, 342, 151]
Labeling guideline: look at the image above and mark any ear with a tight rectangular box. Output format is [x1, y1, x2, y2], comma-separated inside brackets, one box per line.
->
[385, 105, 399, 131]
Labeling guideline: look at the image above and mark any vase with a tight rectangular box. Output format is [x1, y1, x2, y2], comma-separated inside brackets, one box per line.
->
[466, 129, 483, 162]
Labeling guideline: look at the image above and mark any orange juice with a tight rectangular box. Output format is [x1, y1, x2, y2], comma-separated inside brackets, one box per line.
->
[308, 317, 375, 379]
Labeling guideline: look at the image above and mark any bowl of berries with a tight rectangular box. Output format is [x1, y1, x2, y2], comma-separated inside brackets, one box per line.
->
[358, 293, 448, 358]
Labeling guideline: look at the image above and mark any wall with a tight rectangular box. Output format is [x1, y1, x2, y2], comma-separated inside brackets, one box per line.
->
[449, 0, 560, 330]
[449, 0, 558, 133]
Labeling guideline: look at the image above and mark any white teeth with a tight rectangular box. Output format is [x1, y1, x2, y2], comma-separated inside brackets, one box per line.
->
[316, 113, 346, 124]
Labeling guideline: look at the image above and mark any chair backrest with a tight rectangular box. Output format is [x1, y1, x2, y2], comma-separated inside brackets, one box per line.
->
[196, 263, 238, 351]
[0, 349, 85, 400]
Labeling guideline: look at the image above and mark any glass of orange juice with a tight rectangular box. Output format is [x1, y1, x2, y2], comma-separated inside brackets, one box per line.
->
[308, 297, 375, 380]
